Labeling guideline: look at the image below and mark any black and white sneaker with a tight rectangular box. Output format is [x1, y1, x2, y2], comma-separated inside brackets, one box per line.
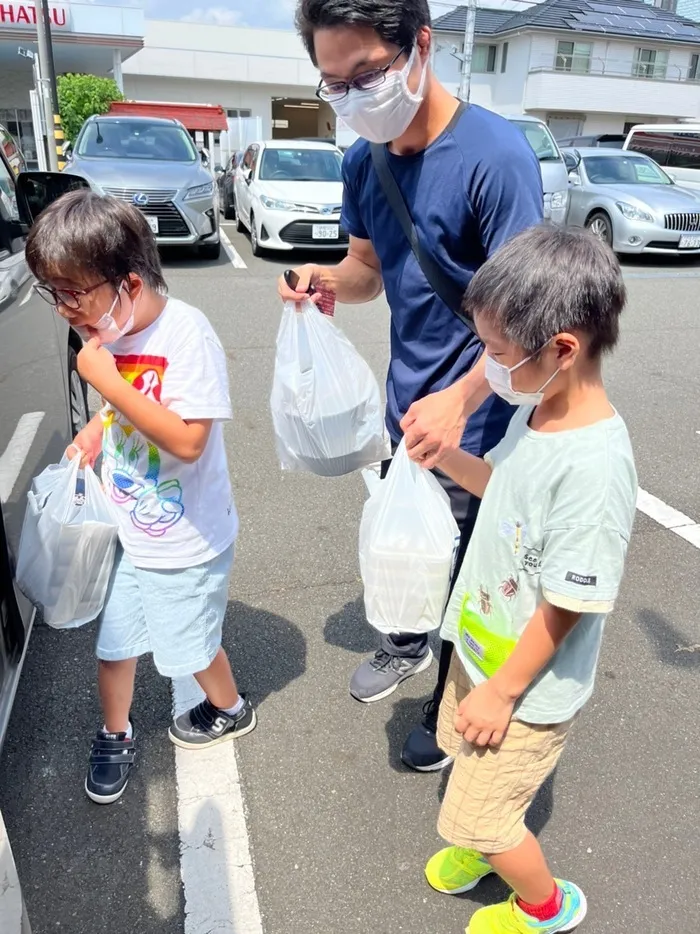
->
[85, 724, 136, 805]
[168, 697, 256, 750]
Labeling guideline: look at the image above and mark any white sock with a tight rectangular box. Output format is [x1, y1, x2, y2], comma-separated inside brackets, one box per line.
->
[221, 696, 245, 717]
[104, 722, 133, 739]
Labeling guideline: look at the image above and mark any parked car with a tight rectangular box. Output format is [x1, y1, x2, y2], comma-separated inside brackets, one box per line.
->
[556, 134, 626, 149]
[503, 114, 570, 225]
[232, 139, 346, 255]
[0, 139, 91, 928]
[624, 124, 700, 190]
[63, 115, 221, 260]
[562, 147, 700, 255]
[218, 150, 244, 219]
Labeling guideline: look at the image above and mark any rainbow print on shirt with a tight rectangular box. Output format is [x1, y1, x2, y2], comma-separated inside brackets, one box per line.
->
[101, 354, 185, 538]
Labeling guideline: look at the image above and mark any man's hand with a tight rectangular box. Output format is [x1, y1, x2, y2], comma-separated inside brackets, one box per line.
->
[77, 338, 121, 400]
[401, 382, 469, 470]
[455, 680, 515, 748]
[277, 265, 323, 309]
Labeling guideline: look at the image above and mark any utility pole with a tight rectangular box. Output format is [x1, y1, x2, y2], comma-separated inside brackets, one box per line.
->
[457, 0, 477, 102]
[35, 0, 59, 170]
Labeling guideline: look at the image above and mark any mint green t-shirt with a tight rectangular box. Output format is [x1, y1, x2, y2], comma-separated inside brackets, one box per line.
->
[441, 405, 637, 724]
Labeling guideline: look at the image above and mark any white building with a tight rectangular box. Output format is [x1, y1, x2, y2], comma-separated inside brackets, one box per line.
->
[433, 0, 700, 138]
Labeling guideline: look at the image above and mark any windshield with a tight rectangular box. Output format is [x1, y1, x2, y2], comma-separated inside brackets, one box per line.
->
[259, 148, 342, 182]
[77, 121, 198, 162]
[510, 120, 561, 162]
[583, 155, 671, 185]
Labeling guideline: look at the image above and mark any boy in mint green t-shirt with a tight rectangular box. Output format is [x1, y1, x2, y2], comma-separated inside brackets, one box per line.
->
[419, 225, 637, 934]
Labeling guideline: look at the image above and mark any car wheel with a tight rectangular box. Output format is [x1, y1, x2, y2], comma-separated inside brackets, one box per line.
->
[68, 344, 90, 436]
[200, 237, 221, 260]
[250, 212, 263, 257]
[223, 191, 235, 221]
[586, 211, 613, 248]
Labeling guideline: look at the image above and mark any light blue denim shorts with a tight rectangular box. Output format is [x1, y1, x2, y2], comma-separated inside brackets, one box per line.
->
[96, 544, 234, 678]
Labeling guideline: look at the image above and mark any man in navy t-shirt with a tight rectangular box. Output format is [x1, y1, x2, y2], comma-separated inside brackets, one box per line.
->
[280, 0, 543, 771]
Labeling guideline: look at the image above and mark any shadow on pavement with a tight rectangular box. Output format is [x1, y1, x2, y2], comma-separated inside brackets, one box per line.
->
[223, 599, 307, 704]
[324, 595, 378, 655]
[637, 608, 700, 668]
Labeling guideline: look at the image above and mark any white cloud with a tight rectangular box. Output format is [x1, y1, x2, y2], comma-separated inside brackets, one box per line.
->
[180, 6, 244, 25]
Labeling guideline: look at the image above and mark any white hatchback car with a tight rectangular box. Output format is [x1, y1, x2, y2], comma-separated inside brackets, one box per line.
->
[232, 139, 346, 255]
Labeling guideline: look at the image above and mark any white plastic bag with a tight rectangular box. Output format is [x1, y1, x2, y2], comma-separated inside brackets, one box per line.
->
[270, 300, 389, 476]
[359, 441, 460, 635]
[15, 456, 118, 629]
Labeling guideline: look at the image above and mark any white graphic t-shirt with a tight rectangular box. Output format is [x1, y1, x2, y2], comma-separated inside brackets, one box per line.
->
[100, 297, 238, 569]
[441, 405, 637, 724]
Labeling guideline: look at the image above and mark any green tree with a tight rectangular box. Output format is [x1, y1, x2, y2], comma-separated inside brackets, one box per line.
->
[57, 74, 124, 144]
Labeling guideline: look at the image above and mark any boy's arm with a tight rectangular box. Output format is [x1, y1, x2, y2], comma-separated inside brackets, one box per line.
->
[437, 447, 492, 499]
[77, 340, 212, 463]
[453, 601, 580, 747]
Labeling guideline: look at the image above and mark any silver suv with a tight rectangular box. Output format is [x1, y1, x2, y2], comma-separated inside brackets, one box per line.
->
[63, 115, 220, 260]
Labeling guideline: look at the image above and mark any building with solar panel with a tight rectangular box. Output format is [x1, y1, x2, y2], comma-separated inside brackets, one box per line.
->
[433, 0, 700, 140]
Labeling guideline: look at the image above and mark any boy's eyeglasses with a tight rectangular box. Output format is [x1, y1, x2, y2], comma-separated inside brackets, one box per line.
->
[33, 280, 108, 311]
[316, 47, 408, 103]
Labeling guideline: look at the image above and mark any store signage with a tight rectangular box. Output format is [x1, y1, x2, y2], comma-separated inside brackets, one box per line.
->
[0, 3, 69, 29]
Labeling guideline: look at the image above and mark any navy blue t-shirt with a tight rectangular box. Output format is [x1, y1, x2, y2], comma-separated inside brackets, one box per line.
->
[341, 103, 544, 456]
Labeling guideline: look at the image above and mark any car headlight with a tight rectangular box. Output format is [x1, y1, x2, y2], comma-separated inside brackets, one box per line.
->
[615, 201, 653, 223]
[260, 195, 299, 211]
[184, 181, 214, 201]
[550, 190, 569, 209]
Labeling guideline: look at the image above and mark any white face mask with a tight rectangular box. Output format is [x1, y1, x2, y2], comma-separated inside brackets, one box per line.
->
[485, 347, 560, 407]
[76, 283, 136, 345]
[330, 45, 427, 144]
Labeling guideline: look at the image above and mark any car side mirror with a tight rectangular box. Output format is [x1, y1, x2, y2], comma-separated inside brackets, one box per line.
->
[200, 148, 210, 166]
[568, 171, 581, 186]
[61, 141, 73, 159]
[15, 171, 90, 227]
[245, 169, 253, 185]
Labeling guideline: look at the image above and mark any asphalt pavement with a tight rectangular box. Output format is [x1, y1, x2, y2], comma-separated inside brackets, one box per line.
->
[1, 224, 698, 934]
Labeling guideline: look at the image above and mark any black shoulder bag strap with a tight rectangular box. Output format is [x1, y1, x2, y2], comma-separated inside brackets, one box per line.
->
[369, 102, 475, 334]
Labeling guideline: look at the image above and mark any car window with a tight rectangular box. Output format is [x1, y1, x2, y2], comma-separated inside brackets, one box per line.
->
[258, 148, 343, 182]
[76, 120, 197, 162]
[583, 154, 671, 185]
[250, 147, 260, 175]
[242, 147, 255, 170]
[627, 131, 671, 166]
[0, 156, 18, 229]
[509, 120, 561, 162]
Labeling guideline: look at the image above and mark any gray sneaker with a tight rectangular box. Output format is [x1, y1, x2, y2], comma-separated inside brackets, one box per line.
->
[350, 647, 433, 703]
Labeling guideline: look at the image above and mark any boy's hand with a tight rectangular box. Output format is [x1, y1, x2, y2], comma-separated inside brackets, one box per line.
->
[77, 338, 121, 398]
[67, 429, 101, 468]
[455, 680, 515, 748]
[401, 382, 469, 470]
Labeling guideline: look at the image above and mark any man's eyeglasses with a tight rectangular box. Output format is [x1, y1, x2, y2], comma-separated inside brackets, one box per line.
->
[316, 48, 408, 103]
[34, 280, 107, 312]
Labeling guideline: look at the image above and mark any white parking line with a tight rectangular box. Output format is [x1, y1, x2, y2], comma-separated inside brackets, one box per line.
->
[220, 229, 247, 270]
[172, 677, 263, 934]
[0, 412, 45, 502]
[637, 487, 700, 549]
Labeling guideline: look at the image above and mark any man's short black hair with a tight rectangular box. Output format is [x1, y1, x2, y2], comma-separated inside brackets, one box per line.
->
[26, 189, 167, 293]
[465, 225, 626, 358]
[296, 0, 431, 66]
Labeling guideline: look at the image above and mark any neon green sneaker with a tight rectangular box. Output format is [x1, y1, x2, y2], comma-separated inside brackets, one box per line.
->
[425, 846, 493, 895]
[467, 880, 588, 933]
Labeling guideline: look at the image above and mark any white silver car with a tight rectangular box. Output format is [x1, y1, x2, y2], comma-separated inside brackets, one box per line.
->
[232, 140, 346, 255]
[563, 147, 700, 255]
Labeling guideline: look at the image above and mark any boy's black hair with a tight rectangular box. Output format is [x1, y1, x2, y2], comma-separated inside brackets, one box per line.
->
[26, 189, 167, 293]
[296, 0, 431, 66]
[465, 225, 626, 358]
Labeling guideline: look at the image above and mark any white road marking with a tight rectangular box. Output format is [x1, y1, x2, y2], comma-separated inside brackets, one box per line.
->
[0, 412, 45, 502]
[220, 229, 247, 270]
[637, 487, 700, 550]
[172, 677, 264, 934]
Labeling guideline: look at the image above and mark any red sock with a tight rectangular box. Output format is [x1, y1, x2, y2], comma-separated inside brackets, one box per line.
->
[516, 883, 562, 921]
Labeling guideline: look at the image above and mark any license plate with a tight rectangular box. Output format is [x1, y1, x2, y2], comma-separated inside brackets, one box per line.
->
[679, 234, 700, 249]
[312, 224, 339, 240]
[146, 216, 159, 234]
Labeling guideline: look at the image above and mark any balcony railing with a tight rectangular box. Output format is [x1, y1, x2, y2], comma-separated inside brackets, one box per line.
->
[530, 55, 700, 83]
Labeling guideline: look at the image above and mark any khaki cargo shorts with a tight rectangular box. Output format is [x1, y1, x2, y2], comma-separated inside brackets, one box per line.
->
[437, 652, 572, 855]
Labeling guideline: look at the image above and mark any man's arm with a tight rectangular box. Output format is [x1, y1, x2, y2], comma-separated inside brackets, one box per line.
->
[277, 235, 383, 306]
